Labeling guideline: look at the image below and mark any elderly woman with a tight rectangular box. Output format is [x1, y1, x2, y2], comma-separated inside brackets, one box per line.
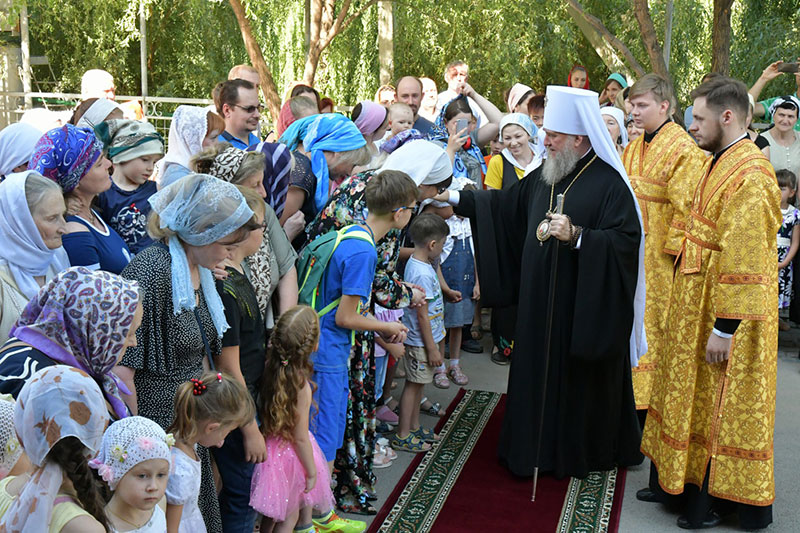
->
[306, 139, 449, 513]
[28, 124, 131, 274]
[191, 143, 299, 324]
[762, 96, 800, 178]
[0, 266, 141, 422]
[156, 105, 226, 188]
[483, 113, 542, 190]
[601, 107, 629, 156]
[279, 113, 372, 248]
[117, 173, 256, 531]
[0, 172, 70, 343]
[430, 89, 501, 187]
[0, 123, 42, 181]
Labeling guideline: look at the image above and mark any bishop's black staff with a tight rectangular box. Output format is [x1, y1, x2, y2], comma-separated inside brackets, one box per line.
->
[531, 193, 564, 502]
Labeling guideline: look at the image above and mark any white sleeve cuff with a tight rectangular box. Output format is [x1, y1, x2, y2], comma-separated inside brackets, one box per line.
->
[447, 191, 460, 206]
[711, 328, 734, 339]
[575, 234, 582, 249]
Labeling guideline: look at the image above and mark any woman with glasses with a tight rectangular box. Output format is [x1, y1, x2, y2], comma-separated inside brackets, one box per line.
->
[304, 138, 451, 514]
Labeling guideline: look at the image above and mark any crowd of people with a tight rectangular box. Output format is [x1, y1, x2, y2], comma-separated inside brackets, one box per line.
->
[0, 55, 794, 532]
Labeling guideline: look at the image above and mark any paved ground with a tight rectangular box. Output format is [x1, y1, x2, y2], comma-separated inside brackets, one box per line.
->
[354, 322, 799, 532]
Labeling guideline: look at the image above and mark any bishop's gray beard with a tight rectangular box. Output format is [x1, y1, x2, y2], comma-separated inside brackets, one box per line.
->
[541, 145, 583, 185]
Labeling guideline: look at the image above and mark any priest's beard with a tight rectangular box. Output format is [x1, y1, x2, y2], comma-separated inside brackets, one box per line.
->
[541, 144, 583, 185]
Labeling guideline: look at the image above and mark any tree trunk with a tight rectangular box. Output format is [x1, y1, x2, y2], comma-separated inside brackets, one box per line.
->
[632, 0, 669, 79]
[228, 0, 282, 124]
[711, 0, 734, 75]
[377, 0, 393, 85]
[563, 0, 645, 78]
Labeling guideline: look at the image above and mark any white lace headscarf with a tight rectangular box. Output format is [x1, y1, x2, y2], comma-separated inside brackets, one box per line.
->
[3, 366, 108, 533]
[89, 416, 173, 490]
[0, 395, 23, 480]
[148, 173, 254, 337]
[156, 105, 212, 184]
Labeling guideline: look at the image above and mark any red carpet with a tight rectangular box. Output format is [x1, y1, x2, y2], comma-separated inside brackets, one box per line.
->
[369, 392, 627, 532]
[430, 395, 570, 532]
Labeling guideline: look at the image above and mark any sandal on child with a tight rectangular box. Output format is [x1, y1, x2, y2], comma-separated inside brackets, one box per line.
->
[372, 447, 393, 469]
[448, 365, 469, 386]
[391, 433, 431, 453]
[433, 370, 450, 389]
[376, 439, 398, 461]
[420, 399, 445, 417]
[412, 426, 440, 442]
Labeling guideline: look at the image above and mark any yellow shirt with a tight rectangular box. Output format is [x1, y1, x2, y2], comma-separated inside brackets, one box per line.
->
[0, 476, 92, 532]
[484, 154, 524, 189]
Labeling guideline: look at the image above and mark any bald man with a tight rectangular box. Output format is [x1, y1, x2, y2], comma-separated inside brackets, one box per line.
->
[229, 64, 261, 91]
[396, 76, 434, 135]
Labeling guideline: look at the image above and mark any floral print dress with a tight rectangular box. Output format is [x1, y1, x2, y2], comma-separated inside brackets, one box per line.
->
[778, 206, 800, 309]
[306, 171, 414, 513]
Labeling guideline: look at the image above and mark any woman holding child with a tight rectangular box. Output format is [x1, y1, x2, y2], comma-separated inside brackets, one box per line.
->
[305, 139, 451, 514]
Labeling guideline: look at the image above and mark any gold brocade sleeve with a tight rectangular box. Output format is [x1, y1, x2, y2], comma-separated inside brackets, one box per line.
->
[664, 144, 707, 255]
[713, 170, 781, 320]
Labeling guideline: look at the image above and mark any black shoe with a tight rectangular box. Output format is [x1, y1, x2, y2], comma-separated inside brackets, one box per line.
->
[635, 487, 661, 503]
[461, 338, 483, 353]
[491, 350, 510, 365]
[676, 510, 723, 530]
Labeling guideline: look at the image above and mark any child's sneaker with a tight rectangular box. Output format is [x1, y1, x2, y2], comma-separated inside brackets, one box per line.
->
[313, 510, 366, 533]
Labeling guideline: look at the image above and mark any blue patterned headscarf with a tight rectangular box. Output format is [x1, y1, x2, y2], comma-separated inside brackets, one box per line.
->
[247, 141, 293, 219]
[278, 114, 319, 151]
[28, 124, 104, 193]
[429, 95, 487, 180]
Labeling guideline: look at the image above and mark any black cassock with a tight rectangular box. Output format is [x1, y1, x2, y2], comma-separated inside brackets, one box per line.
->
[456, 150, 643, 478]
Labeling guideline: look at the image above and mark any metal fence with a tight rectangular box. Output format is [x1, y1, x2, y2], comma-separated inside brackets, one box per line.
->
[0, 91, 271, 139]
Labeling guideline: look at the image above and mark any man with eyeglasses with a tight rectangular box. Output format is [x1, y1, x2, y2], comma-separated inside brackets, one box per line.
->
[215, 79, 262, 149]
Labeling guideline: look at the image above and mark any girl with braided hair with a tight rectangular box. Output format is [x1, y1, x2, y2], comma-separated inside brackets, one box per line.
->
[251, 305, 363, 533]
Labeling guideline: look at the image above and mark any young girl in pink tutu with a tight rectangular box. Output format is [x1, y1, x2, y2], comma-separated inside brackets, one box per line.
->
[251, 305, 365, 533]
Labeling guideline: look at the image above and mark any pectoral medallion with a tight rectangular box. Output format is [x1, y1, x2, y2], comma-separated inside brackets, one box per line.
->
[536, 217, 552, 244]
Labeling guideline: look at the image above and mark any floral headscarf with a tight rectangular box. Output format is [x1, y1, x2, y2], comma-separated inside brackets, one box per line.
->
[10, 266, 140, 419]
[429, 95, 487, 180]
[89, 416, 173, 490]
[3, 365, 108, 533]
[27, 124, 104, 193]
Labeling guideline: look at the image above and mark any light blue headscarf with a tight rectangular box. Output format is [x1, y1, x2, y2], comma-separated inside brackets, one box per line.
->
[278, 114, 319, 151]
[302, 114, 366, 212]
[148, 173, 254, 337]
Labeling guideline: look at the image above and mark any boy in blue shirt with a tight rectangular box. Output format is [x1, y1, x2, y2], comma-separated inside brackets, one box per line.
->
[310, 170, 419, 469]
[393, 213, 449, 453]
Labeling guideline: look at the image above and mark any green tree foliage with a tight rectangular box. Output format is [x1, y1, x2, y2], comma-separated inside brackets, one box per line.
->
[15, 0, 799, 113]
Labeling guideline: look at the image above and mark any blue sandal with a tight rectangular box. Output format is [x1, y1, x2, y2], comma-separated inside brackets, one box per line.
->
[391, 433, 431, 453]
[412, 426, 440, 443]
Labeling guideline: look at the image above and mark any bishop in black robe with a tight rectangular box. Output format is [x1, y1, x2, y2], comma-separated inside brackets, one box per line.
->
[454, 149, 644, 478]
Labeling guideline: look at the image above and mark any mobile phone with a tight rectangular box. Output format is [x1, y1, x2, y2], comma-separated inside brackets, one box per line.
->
[455, 118, 469, 135]
[778, 62, 800, 74]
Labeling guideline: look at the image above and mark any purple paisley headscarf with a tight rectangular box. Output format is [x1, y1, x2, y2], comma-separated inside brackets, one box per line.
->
[9, 266, 140, 418]
[27, 124, 104, 193]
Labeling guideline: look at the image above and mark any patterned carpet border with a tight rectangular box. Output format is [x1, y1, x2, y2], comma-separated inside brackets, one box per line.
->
[376, 390, 501, 533]
[557, 467, 618, 533]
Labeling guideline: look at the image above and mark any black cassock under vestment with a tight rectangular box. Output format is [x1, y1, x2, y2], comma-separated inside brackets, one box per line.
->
[455, 150, 644, 478]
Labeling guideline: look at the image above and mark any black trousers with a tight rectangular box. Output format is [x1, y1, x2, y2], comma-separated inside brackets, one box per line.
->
[648, 462, 772, 529]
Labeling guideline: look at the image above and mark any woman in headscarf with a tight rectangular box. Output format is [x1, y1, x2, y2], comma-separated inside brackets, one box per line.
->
[155, 105, 225, 189]
[279, 113, 372, 249]
[247, 140, 295, 220]
[305, 139, 451, 514]
[117, 173, 256, 531]
[483, 113, 542, 190]
[0, 171, 70, 343]
[351, 100, 390, 143]
[0, 123, 42, 181]
[762, 95, 800, 178]
[191, 143, 299, 325]
[0, 266, 141, 421]
[600, 106, 629, 156]
[600, 73, 628, 107]
[429, 92, 501, 187]
[567, 65, 590, 89]
[505, 83, 535, 113]
[69, 97, 123, 129]
[275, 95, 319, 139]
[28, 124, 131, 274]
[0, 365, 110, 533]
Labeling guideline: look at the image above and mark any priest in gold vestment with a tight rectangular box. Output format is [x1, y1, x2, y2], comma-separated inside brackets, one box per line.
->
[639, 77, 780, 530]
[623, 74, 706, 411]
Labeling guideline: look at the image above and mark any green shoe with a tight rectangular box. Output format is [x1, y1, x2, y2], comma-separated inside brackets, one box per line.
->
[313, 511, 366, 533]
